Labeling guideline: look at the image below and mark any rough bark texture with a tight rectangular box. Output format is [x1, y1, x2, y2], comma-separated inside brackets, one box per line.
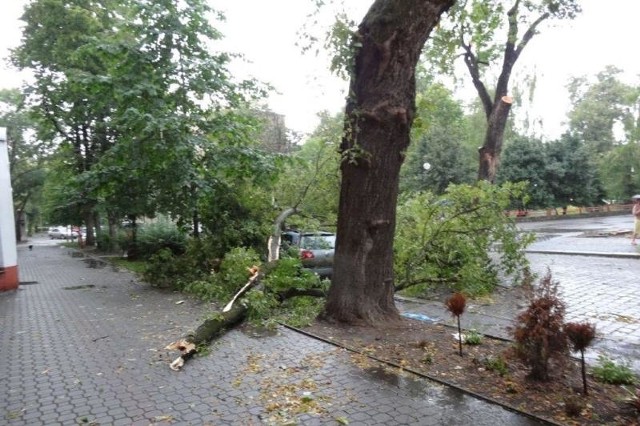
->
[322, 0, 454, 326]
[83, 212, 96, 247]
[166, 303, 248, 371]
[478, 96, 513, 183]
[188, 303, 248, 346]
[268, 207, 298, 262]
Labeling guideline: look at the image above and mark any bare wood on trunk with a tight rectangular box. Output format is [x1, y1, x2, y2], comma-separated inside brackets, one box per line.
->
[268, 207, 298, 262]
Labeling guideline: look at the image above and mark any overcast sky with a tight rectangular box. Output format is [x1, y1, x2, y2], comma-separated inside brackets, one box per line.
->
[1, 0, 639, 140]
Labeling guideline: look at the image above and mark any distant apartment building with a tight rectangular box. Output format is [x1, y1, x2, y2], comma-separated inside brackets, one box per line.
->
[253, 110, 296, 154]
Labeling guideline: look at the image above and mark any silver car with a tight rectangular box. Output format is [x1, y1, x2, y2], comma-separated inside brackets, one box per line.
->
[283, 231, 335, 278]
[47, 226, 77, 240]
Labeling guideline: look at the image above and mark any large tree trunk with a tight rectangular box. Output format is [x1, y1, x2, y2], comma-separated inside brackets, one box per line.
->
[322, 0, 454, 326]
[478, 96, 513, 182]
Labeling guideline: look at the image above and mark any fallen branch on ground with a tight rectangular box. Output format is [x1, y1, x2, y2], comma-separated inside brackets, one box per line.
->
[165, 267, 260, 371]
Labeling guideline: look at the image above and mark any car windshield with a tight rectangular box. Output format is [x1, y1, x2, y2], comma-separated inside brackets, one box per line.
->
[300, 234, 335, 250]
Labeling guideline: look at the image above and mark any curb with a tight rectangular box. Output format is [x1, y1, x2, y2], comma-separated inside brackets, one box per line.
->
[525, 249, 640, 259]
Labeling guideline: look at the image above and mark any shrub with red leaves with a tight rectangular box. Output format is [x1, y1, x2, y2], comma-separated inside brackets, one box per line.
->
[566, 321, 597, 395]
[445, 292, 467, 356]
[512, 269, 568, 381]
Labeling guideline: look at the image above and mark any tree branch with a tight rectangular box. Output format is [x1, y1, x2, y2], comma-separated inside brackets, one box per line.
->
[496, 2, 549, 98]
[462, 43, 492, 117]
[515, 13, 549, 58]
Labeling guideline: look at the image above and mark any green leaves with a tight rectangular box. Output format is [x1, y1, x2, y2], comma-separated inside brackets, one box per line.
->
[394, 182, 534, 296]
[16, 0, 278, 239]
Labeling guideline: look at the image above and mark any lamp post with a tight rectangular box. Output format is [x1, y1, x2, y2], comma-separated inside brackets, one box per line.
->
[0, 127, 19, 290]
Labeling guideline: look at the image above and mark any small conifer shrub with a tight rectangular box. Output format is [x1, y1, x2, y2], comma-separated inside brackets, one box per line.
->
[512, 269, 568, 381]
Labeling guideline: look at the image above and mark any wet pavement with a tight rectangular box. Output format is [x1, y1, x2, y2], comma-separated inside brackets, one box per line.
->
[1, 214, 638, 425]
[1, 242, 545, 425]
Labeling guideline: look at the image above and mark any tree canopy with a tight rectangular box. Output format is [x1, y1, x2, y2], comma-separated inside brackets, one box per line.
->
[425, 0, 581, 181]
[13, 0, 278, 250]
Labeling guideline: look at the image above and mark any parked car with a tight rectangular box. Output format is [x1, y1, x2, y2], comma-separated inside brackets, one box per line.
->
[282, 230, 336, 278]
[47, 226, 77, 240]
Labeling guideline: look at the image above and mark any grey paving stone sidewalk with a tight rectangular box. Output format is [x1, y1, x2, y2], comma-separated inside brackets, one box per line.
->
[1, 244, 543, 425]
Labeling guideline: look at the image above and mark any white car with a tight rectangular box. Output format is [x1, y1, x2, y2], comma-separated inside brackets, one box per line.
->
[47, 226, 77, 240]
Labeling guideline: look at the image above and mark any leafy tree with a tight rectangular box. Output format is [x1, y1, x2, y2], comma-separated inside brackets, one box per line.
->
[322, 0, 455, 325]
[496, 136, 551, 209]
[13, 0, 121, 244]
[272, 111, 342, 230]
[101, 0, 269, 236]
[40, 149, 88, 227]
[567, 66, 638, 155]
[401, 82, 475, 194]
[0, 89, 46, 239]
[545, 133, 601, 207]
[15, 0, 274, 251]
[598, 143, 640, 201]
[425, 0, 581, 182]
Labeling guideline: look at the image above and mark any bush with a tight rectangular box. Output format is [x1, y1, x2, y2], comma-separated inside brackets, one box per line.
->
[592, 355, 636, 385]
[142, 248, 182, 288]
[464, 330, 483, 345]
[484, 356, 509, 376]
[512, 269, 568, 381]
[95, 232, 116, 252]
[136, 222, 187, 258]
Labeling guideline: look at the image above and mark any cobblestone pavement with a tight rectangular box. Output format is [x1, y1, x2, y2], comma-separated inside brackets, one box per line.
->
[1, 244, 543, 425]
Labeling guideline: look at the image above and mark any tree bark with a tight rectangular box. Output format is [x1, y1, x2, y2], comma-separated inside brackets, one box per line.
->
[322, 0, 454, 326]
[83, 211, 96, 246]
[478, 96, 513, 183]
[166, 303, 248, 371]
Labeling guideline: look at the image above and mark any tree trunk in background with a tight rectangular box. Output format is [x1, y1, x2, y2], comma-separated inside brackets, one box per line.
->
[83, 211, 96, 246]
[14, 210, 26, 242]
[322, 0, 454, 326]
[478, 96, 513, 182]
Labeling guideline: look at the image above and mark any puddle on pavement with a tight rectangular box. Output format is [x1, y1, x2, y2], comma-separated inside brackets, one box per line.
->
[362, 365, 544, 422]
[70, 252, 85, 258]
[364, 367, 446, 398]
[241, 324, 279, 338]
[63, 284, 96, 290]
[19, 281, 38, 285]
[83, 258, 108, 269]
